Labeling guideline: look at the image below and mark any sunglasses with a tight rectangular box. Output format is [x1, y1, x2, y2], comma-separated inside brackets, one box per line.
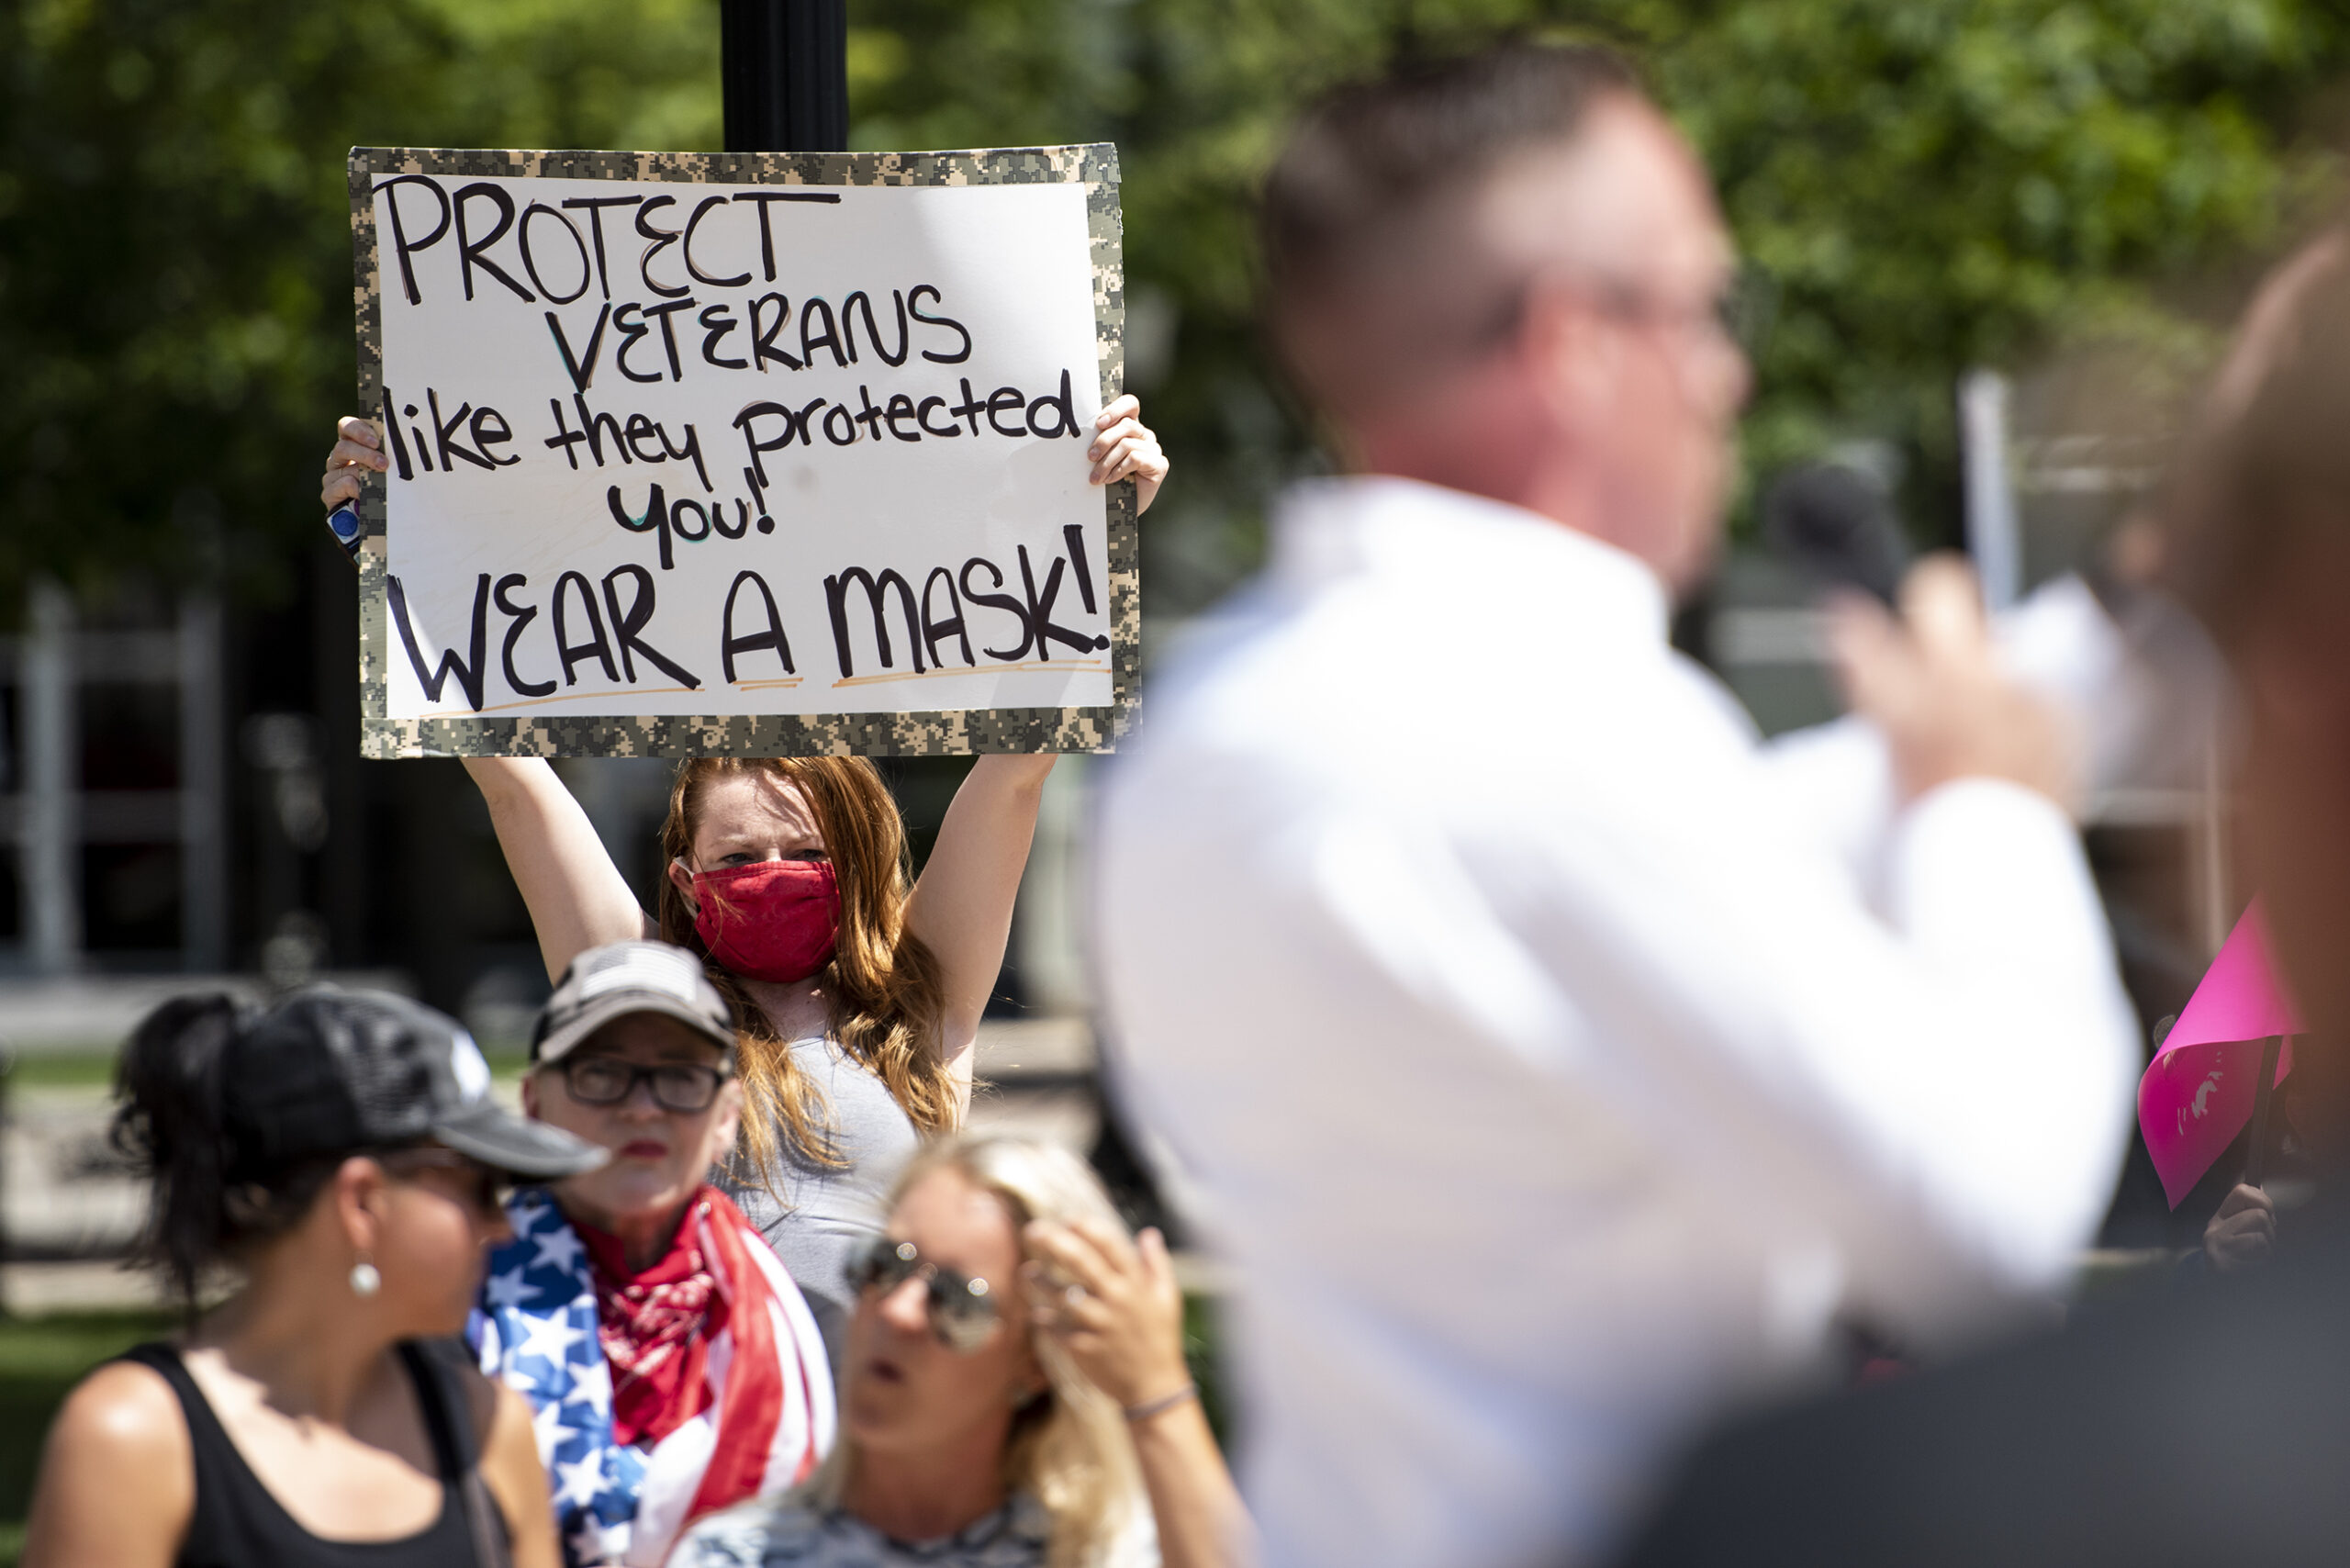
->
[553, 1055, 732, 1114]
[378, 1147, 513, 1217]
[845, 1235, 1002, 1353]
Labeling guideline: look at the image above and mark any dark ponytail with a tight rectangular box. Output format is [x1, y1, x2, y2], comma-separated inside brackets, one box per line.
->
[112, 994, 338, 1309]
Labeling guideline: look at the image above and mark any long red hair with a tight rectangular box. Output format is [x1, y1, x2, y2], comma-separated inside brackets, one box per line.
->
[657, 757, 957, 1177]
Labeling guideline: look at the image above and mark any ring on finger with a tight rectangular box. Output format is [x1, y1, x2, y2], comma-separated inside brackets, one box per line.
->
[1064, 1282, 1087, 1307]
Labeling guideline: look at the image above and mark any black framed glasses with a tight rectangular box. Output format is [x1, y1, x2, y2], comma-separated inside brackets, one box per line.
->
[554, 1056, 732, 1113]
[845, 1235, 1002, 1353]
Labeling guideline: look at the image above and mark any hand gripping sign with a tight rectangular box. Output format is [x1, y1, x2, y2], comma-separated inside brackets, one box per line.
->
[346, 144, 1134, 758]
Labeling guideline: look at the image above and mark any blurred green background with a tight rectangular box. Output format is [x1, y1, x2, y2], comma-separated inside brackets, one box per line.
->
[7, 0, 2348, 620]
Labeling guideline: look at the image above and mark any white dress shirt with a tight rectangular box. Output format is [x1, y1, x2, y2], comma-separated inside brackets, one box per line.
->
[1091, 477, 2138, 1568]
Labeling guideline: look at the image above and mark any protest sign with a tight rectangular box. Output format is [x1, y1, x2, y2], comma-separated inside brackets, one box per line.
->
[346, 144, 1132, 758]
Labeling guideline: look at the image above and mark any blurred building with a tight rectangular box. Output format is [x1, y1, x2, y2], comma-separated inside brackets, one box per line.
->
[0, 543, 502, 1041]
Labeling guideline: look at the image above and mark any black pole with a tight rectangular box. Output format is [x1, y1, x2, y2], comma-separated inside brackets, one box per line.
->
[722, 0, 850, 154]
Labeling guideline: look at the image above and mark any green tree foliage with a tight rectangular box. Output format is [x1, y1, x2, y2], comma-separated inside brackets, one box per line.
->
[0, 0, 720, 606]
[1658, 0, 2346, 515]
[4, 0, 2344, 611]
[851, 0, 2350, 593]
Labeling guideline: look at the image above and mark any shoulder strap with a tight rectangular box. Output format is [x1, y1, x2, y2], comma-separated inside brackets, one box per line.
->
[398, 1338, 513, 1568]
[110, 1343, 248, 1563]
[116, 1338, 189, 1380]
[397, 1338, 475, 1479]
[115, 1341, 217, 1441]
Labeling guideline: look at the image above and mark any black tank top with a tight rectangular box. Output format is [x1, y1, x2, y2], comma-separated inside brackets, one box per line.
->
[119, 1339, 488, 1568]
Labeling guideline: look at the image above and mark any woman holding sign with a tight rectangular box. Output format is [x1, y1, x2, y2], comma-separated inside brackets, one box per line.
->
[320, 398, 1166, 1354]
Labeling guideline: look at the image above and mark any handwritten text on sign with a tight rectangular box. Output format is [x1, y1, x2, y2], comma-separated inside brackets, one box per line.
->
[374, 172, 1110, 720]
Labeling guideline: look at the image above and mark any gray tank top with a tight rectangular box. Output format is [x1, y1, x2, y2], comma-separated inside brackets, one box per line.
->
[725, 1036, 919, 1362]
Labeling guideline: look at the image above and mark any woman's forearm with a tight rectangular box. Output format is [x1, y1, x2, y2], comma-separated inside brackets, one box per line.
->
[903, 754, 1058, 1095]
[464, 757, 651, 980]
[1131, 1401, 1252, 1568]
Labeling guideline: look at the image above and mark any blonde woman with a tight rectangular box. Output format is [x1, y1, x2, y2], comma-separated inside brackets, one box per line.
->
[318, 399, 1167, 1350]
[672, 1136, 1248, 1568]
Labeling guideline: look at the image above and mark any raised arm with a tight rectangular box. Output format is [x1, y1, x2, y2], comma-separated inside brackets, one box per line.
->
[465, 756, 651, 982]
[904, 755, 1055, 1100]
[903, 397, 1166, 1101]
[321, 420, 645, 982]
[1026, 1219, 1253, 1568]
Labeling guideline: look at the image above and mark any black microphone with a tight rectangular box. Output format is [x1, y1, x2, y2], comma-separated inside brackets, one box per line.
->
[1760, 462, 1910, 606]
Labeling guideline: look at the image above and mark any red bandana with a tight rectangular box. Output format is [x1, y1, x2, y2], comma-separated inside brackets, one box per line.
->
[579, 1195, 731, 1448]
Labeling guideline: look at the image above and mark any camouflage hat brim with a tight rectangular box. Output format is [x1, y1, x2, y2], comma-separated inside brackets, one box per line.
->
[532, 989, 737, 1066]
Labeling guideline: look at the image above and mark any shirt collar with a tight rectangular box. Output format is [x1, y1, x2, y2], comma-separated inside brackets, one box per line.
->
[1267, 476, 1672, 647]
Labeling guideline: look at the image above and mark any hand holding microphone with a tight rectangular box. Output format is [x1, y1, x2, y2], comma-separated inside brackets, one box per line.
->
[1825, 554, 2083, 812]
[1762, 460, 2086, 814]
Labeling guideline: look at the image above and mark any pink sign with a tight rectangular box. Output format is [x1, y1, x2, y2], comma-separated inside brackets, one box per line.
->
[2137, 899, 2306, 1207]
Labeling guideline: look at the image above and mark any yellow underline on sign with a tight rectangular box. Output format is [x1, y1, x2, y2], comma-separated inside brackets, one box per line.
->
[731, 678, 807, 690]
[833, 659, 1109, 689]
[453, 684, 702, 715]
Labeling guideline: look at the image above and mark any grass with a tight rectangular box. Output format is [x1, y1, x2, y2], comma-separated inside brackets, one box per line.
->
[0, 1312, 174, 1565]
[1183, 1294, 1230, 1447]
[1, 1056, 121, 1092]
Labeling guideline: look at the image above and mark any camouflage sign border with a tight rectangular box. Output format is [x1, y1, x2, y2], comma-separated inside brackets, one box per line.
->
[347, 142, 1132, 759]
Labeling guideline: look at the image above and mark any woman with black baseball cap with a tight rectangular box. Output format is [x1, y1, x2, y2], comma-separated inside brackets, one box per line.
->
[23, 987, 605, 1568]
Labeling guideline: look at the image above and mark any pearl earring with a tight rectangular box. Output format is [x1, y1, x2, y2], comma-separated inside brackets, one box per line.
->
[351, 1256, 382, 1297]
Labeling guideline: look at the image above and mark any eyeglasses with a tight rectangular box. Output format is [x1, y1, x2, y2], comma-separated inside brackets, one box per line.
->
[553, 1056, 732, 1113]
[1723, 266, 1778, 357]
[1474, 262, 1778, 361]
[378, 1147, 513, 1217]
[1587, 265, 1776, 358]
[845, 1235, 1002, 1353]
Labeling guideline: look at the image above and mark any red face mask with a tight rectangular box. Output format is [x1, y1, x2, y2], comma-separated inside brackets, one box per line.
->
[688, 860, 841, 984]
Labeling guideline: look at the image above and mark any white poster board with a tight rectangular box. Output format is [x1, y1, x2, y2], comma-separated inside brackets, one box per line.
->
[347, 144, 1132, 758]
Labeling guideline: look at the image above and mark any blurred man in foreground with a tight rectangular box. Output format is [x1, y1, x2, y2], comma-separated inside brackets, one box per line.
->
[1092, 44, 2139, 1568]
[1620, 234, 2350, 1568]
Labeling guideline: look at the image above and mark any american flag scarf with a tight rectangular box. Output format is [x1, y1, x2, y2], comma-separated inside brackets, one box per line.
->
[470, 1185, 835, 1567]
